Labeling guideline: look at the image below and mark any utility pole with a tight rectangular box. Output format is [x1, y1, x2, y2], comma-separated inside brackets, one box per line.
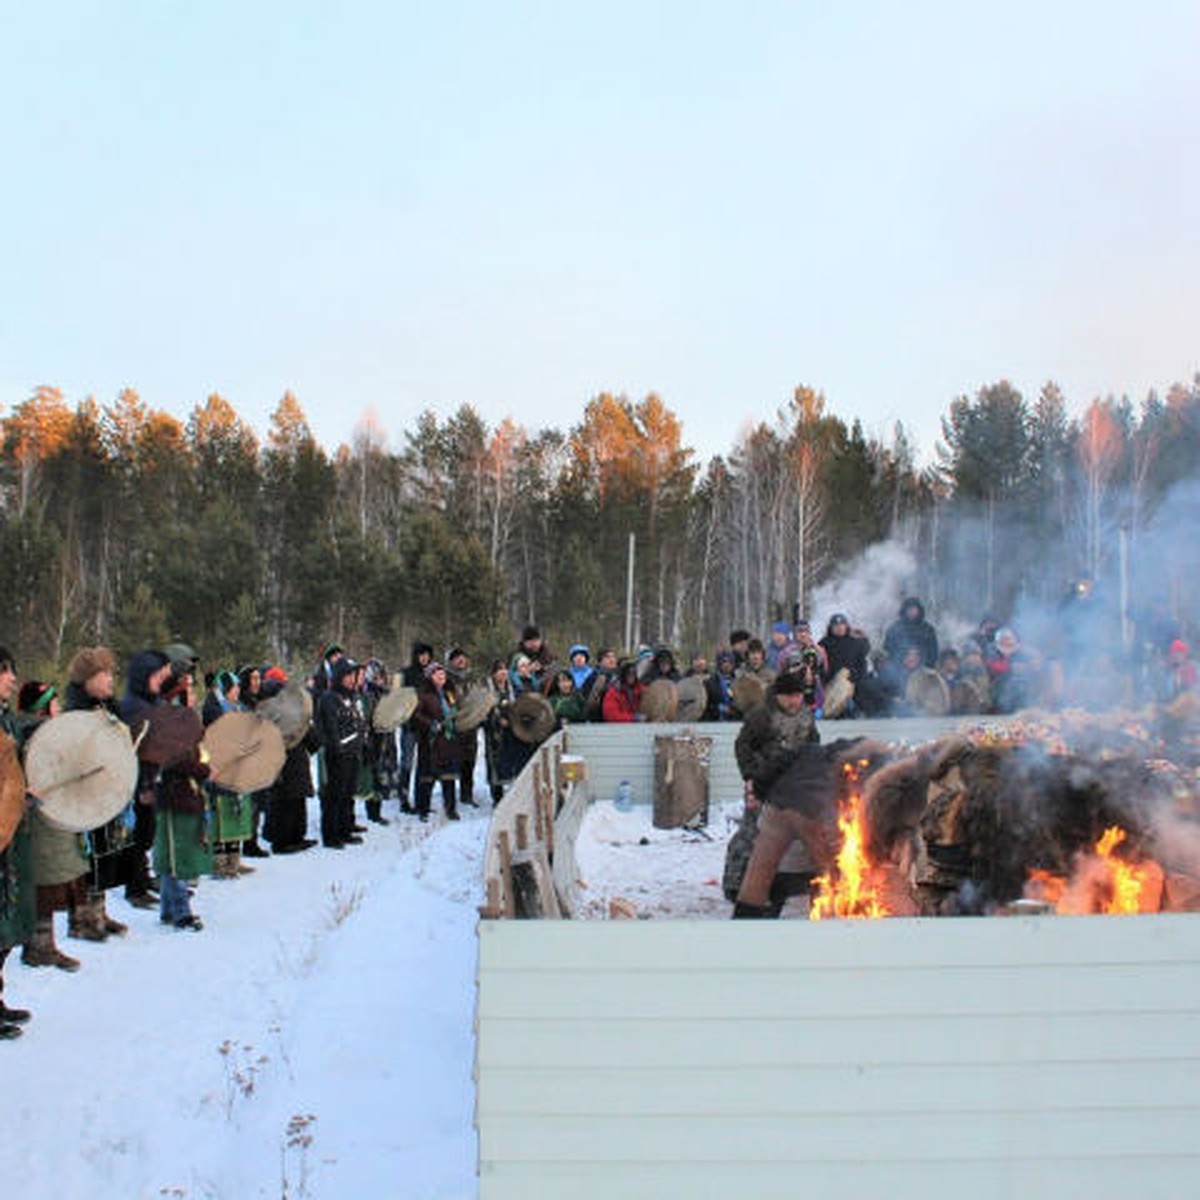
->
[624, 532, 636, 653]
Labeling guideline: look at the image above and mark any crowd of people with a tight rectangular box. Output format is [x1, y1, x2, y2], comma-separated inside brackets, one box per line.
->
[2, 599, 1195, 1037]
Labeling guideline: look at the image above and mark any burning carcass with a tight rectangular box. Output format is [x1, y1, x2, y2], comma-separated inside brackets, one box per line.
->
[798, 707, 1200, 919]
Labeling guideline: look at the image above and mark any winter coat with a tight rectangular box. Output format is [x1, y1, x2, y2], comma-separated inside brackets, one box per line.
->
[119, 649, 168, 806]
[549, 690, 586, 725]
[704, 671, 738, 721]
[819, 625, 871, 687]
[601, 679, 644, 723]
[317, 683, 366, 761]
[883, 597, 939, 668]
[734, 690, 819, 795]
[411, 681, 462, 779]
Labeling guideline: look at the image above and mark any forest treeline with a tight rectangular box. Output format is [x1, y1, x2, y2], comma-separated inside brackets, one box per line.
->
[2, 377, 1198, 677]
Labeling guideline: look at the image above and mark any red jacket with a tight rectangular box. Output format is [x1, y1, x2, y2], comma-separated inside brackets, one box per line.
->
[602, 680, 644, 723]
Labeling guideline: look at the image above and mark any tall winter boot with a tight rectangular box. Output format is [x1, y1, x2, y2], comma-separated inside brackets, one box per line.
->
[69, 891, 110, 942]
[98, 890, 129, 937]
[22, 917, 82, 972]
[365, 797, 390, 826]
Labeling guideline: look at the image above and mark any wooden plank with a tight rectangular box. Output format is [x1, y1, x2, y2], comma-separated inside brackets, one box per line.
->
[496, 829, 515, 919]
[550, 782, 588, 917]
[476, 1011, 1200, 1069]
[477, 1058, 1200, 1117]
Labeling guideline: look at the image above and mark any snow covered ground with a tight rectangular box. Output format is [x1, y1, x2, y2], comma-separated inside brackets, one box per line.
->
[1, 758, 750, 1200]
[1, 800, 487, 1200]
[573, 797, 742, 919]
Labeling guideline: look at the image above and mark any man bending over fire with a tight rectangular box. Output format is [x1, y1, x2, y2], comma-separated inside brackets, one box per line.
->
[732, 673, 859, 918]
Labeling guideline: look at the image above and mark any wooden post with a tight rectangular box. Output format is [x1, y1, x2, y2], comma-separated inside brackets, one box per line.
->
[541, 774, 556, 861]
[497, 829, 516, 918]
[477, 875, 502, 919]
[515, 812, 529, 851]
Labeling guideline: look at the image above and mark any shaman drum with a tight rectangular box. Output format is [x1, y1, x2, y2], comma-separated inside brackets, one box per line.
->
[906, 668, 951, 717]
[202, 711, 286, 794]
[509, 692, 556, 745]
[258, 682, 313, 749]
[135, 704, 204, 766]
[674, 675, 707, 723]
[822, 668, 855, 719]
[23, 709, 138, 833]
[456, 686, 496, 734]
[730, 674, 766, 717]
[639, 679, 679, 723]
[371, 686, 417, 733]
[0, 731, 25, 853]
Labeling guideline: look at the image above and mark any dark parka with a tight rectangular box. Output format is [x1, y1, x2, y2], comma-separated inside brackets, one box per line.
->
[882, 597, 940, 670]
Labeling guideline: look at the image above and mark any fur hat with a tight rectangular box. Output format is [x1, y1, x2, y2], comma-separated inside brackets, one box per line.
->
[68, 645, 117, 686]
[774, 670, 808, 695]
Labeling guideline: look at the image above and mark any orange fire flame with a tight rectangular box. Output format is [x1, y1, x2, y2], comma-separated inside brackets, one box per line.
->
[1024, 826, 1162, 915]
[810, 764, 890, 921]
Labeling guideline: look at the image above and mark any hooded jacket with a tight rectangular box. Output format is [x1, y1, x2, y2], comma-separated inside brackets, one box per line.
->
[317, 658, 365, 758]
[883, 597, 939, 669]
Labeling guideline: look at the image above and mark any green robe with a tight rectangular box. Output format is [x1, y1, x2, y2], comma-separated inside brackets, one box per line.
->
[153, 808, 214, 882]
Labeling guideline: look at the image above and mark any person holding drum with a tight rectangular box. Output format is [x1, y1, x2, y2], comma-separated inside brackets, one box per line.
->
[446, 648, 482, 808]
[398, 641, 435, 814]
[483, 658, 513, 804]
[64, 646, 136, 940]
[118, 649, 175, 910]
[410, 661, 461, 822]
[202, 671, 257, 878]
[260, 668, 319, 855]
[361, 658, 399, 823]
[18, 681, 84, 972]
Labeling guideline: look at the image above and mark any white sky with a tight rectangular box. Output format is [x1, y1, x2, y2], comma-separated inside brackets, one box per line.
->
[3, 1, 1198, 465]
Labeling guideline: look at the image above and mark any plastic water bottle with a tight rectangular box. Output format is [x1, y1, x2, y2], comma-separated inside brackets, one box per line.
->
[615, 780, 632, 812]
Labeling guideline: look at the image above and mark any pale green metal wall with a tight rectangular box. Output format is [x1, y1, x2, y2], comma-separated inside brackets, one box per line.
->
[477, 915, 1200, 1199]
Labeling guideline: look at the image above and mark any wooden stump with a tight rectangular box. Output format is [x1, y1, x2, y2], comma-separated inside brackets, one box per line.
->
[652, 735, 712, 829]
